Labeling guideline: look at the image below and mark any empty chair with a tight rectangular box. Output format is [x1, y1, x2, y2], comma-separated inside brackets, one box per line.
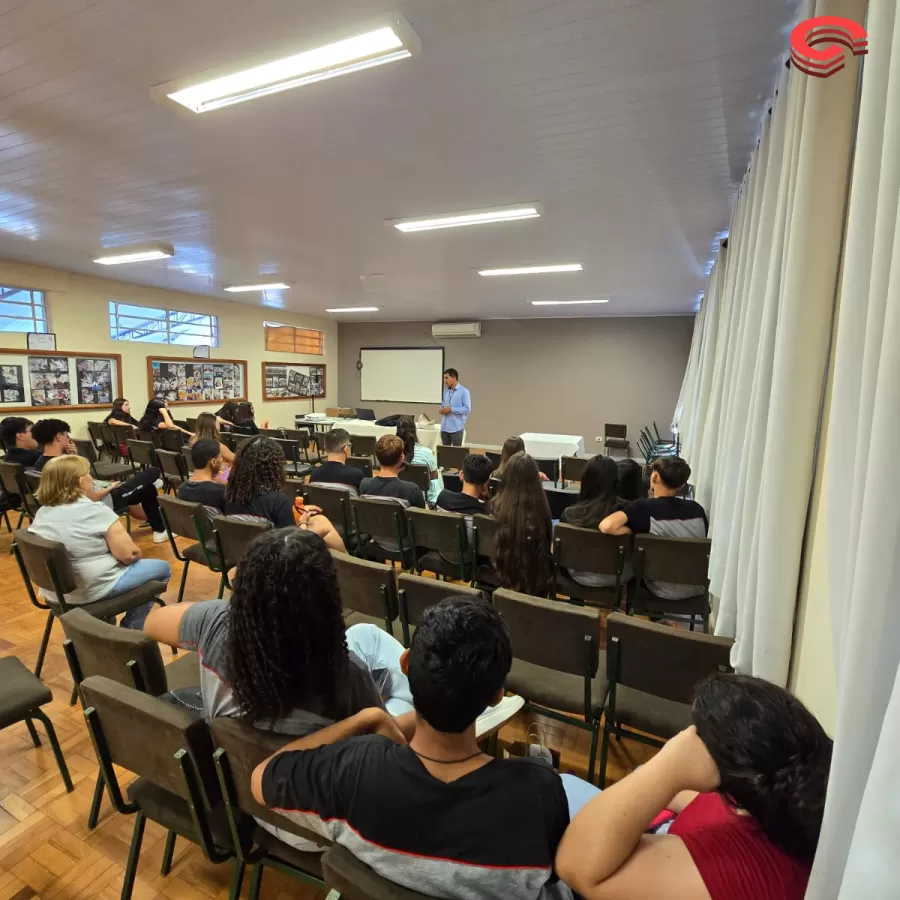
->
[126, 438, 158, 470]
[350, 497, 413, 568]
[398, 463, 430, 494]
[104, 423, 132, 460]
[135, 427, 161, 447]
[72, 438, 133, 481]
[87, 421, 105, 455]
[561, 455, 588, 487]
[552, 525, 630, 608]
[330, 550, 398, 634]
[396, 573, 484, 647]
[270, 437, 312, 478]
[0, 460, 38, 530]
[405, 508, 471, 582]
[534, 458, 560, 486]
[599, 612, 733, 785]
[323, 844, 433, 900]
[350, 434, 377, 458]
[346, 456, 373, 479]
[156, 449, 189, 494]
[158, 495, 225, 601]
[493, 588, 607, 783]
[303, 483, 356, 541]
[436, 444, 469, 472]
[603, 424, 631, 458]
[211, 515, 271, 591]
[159, 429, 186, 452]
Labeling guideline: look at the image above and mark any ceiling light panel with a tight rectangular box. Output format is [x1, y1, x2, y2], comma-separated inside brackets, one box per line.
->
[93, 242, 174, 265]
[531, 298, 609, 306]
[392, 203, 542, 233]
[160, 21, 420, 114]
[325, 306, 379, 313]
[224, 282, 291, 292]
[478, 263, 583, 277]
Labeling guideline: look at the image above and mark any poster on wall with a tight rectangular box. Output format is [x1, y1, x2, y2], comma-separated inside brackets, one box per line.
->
[29, 356, 72, 407]
[0, 364, 24, 403]
[76, 358, 113, 405]
[262, 362, 326, 401]
[147, 356, 247, 405]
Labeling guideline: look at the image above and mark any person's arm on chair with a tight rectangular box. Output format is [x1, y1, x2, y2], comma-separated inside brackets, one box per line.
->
[105, 520, 141, 565]
[599, 511, 631, 535]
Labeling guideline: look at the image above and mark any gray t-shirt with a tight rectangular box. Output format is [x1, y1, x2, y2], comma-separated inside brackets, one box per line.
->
[29, 497, 127, 604]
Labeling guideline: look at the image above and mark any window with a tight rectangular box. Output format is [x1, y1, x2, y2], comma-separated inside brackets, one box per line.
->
[264, 323, 324, 355]
[0, 286, 48, 333]
[108, 301, 219, 347]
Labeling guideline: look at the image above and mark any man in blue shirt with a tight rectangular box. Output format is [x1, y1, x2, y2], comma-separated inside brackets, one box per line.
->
[439, 368, 471, 446]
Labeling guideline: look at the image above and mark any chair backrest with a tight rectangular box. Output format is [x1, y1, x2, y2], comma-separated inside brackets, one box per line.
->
[60, 608, 169, 697]
[271, 437, 299, 466]
[102, 424, 127, 457]
[322, 844, 433, 900]
[211, 717, 328, 846]
[350, 434, 377, 458]
[211, 515, 271, 568]
[397, 573, 484, 637]
[80, 675, 220, 809]
[554, 524, 628, 576]
[135, 428, 161, 447]
[493, 588, 600, 679]
[543, 486, 578, 520]
[87, 421, 104, 449]
[471, 514, 499, 560]
[232, 434, 256, 452]
[182, 445, 195, 472]
[441, 472, 462, 494]
[185, 418, 198, 432]
[605, 423, 627, 440]
[304, 484, 355, 534]
[346, 456, 373, 478]
[0, 460, 27, 498]
[23, 470, 41, 496]
[159, 430, 185, 452]
[635, 535, 710, 584]
[156, 449, 189, 482]
[534, 458, 560, 483]
[127, 438, 158, 468]
[158, 494, 213, 544]
[350, 497, 409, 545]
[13, 527, 78, 595]
[561, 456, 587, 483]
[330, 551, 398, 622]
[485, 451, 502, 471]
[436, 445, 470, 471]
[398, 464, 430, 492]
[72, 439, 100, 464]
[606, 612, 733, 704]
[405, 508, 467, 559]
[172, 419, 190, 431]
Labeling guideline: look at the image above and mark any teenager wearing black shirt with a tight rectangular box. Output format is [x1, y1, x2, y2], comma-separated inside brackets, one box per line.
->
[308, 428, 364, 491]
[436, 453, 492, 515]
[178, 439, 227, 511]
[0, 416, 40, 468]
[359, 435, 425, 508]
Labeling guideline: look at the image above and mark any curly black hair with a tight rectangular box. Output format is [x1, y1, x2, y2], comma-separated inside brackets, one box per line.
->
[225, 527, 351, 723]
[226, 436, 285, 507]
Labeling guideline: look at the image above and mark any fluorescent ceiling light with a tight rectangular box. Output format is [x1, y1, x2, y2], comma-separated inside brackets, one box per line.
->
[93, 242, 174, 265]
[478, 263, 583, 277]
[325, 306, 379, 313]
[532, 298, 609, 306]
[163, 23, 419, 114]
[392, 203, 542, 233]
[224, 282, 291, 292]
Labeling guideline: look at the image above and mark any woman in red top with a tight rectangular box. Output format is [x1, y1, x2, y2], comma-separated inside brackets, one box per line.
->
[556, 674, 832, 900]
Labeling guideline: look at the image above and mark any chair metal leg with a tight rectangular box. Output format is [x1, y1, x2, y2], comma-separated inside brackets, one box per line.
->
[88, 771, 105, 829]
[217, 572, 227, 599]
[25, 718, 41, 747]
[30, 709, 73, 792]
[122, 812, 147, 900]
[598, 725, 611, 789]
[160, 831, 177, 876]
[587, 721, 599, 785]
[69, 685, 78, 706]
[176, 559, 191, 603]
[34, 613, 54, 678]
[228, 860, 246, 900]
[248, 863, 264, 900]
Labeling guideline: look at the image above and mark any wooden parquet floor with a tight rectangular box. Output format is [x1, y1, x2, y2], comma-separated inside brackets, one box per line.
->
[0, 523, 654, 900]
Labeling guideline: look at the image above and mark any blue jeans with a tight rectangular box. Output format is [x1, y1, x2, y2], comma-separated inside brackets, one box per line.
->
[101, 558, 172, 630]
[345, 624, 414, 715]
[561, 774, 601, 819]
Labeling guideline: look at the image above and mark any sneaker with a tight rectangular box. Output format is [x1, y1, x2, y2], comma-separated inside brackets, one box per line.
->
[152, 530, 169, 544]
[475, 694, 525, 740]
[154, 479, 164, 490]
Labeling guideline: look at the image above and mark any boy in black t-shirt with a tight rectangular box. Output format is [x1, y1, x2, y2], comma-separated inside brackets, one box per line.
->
[0, 417, 40, 468]
[359, 434, 425, 508]
[436, 452, 492, 515]
[308, 427, 363, 491]
[252, 597, 571, 900]
[178, 439, 227, 511]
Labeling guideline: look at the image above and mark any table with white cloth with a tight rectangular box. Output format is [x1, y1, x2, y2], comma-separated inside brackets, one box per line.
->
[521, 432, 586, 459]
[295, 416, 442, 452]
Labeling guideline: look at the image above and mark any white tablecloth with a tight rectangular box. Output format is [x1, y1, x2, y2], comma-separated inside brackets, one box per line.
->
[521, 431, 585, 459]
[295, 417, 442, 452]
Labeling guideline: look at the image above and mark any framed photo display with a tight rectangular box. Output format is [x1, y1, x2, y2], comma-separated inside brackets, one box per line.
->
[148, 356, 247, 405]
[262, 362, 326, 401]
[0, 348, 121, 412]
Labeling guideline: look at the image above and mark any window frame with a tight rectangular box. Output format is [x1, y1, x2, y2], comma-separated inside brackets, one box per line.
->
[0, 285, 49, 334]
[264, 322, 324, 356]
[108, 300, 220, 347]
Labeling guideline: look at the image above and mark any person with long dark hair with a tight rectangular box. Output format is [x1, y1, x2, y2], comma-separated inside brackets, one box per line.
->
[190, 411, 234, 483]
[104, 398, 139, 429]
[615, 458, 645, 502]
[494, 436, 548, 484]
[396, 416, 441, 505]
[215, 400, 240, 430]
[491, 452, 552, 595]
[139, 398, 191, 435]
[225, 436, 344, 550]
[231, 401, 268, 434]
[557, 673, 833, 900]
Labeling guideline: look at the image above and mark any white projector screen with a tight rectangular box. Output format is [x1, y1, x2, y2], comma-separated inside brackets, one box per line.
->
[360, 347, 445, 404]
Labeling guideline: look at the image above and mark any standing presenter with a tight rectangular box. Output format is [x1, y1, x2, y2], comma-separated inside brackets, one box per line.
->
[439, 368, 471, 446]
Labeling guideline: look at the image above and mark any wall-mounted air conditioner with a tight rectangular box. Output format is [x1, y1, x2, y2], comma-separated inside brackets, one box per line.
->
[431, 322, 482, 339]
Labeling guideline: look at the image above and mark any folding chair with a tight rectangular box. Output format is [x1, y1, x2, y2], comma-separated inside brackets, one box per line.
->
[156, 449, 189, 494]
[210, 515, 271, 591]
[303, 483, 356, 541]
[398, 463, 430, 494]
[405, 508, 471, 582]
[158, 495, 226, 601]
[346, 456, 373, 478]
[603, 424, 630, 458]
[350, 434, 377, 458]
[330, 550, 399, 635]
[126, 438, 159, 471]
[350, 497, 413, 568]
[271, 437, 312, 478]
[396, 573, 485, 647]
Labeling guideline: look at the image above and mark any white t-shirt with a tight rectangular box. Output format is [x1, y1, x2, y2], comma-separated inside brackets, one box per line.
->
[29, 497, 127, 604]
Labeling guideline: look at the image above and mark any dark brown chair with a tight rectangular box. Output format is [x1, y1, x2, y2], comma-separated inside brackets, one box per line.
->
[126, 438, 159, 471]
[105, 423, 132, 461]
[158, 495, 225, 601]
[322, 844, 433, 900]
[493, 588, 607, 784]
[87, 421, 105, 456]
[350, 497, 413, 568]
[330, 550, 398, 635]
[405, 508, 471, 582]
[12, 529, 167, 679]
[212, 717, 327, 898]
[398, 463, 430, 493]
[470, 513, 500, 589]
[604, 424, 631, 458]
[232, 434, 256, 453]
[172, 419, 190, 431]
[396, 573, 485, 647]
[210, 515, 271, 591]
[0, 656, 73, 794]
[159, 429, 186, 452]
[185, 417, 198, 432]
[271, 437, 312, 479]
[182, 445, 195, 473]
[599, 613, 733, 785]
[0, 460, 38, 531]
[552, 525, 630, 608]
[485, 451, 502, 471]
[561, 455, 588, 487]
[436, 444, 470, 472]
[630, 535, 712, 631]
[136, 427, 161, 447]
[303, 483, 356, 542]
[350, 434, 377, 459]
[346, 455, 373, 478]
[156, 449, 189, 494]
[72, 438, 133, 481]
[80, 676, 241, 900]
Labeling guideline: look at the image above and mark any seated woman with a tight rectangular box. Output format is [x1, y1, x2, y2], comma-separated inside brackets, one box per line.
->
[29, 456, 171, 629]
[397, 416, 442, 506]
[492, 436, 549, 490]
[214, 400, 240, 430]
[556, 673, 833, 900]
[559, 455, 630, 588]
[491, 451, 552, 596]
[231, 401, 268, 435]
[139, 398, 192, 436]
[616, 458, 646, 502]
[225, 436, 345, 551]
[104, 397, 140, 458]
[190, 412, 234, 484]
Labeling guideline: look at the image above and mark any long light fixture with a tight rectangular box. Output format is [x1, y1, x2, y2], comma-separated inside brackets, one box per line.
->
[391, 203, 542, 233]
[325, 306, 379, 313]
[224, 282, 291, 292]
[478, 263, 583, 277]
[160, 21, 420, 114]
[532, 298, 609, 306]
[93, 242, 174, 265]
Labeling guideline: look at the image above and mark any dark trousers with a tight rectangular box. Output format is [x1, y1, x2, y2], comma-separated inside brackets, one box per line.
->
[112, 466, 164, 532]
[440, 430, 464, 447]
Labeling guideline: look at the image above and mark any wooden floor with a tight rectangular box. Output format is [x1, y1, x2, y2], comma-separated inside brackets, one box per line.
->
[0, 521, 655, 900]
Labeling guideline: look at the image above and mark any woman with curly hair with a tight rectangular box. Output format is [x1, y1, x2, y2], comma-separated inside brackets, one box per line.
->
[144, 528, 414, 850]
[225, 436, 345, 550]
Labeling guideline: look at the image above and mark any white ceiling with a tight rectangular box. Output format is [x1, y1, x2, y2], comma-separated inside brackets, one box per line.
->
[0, 0, 800, 322]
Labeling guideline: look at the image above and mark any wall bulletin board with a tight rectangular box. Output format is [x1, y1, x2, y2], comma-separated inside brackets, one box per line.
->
[0, 348, 122, 413]
[262, 362, 326, 401]
[148, 356, 247, 406]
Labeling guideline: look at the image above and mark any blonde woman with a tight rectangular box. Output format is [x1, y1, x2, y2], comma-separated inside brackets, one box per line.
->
[29, 456, 171, 629]
[190, 412, 234, 483]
